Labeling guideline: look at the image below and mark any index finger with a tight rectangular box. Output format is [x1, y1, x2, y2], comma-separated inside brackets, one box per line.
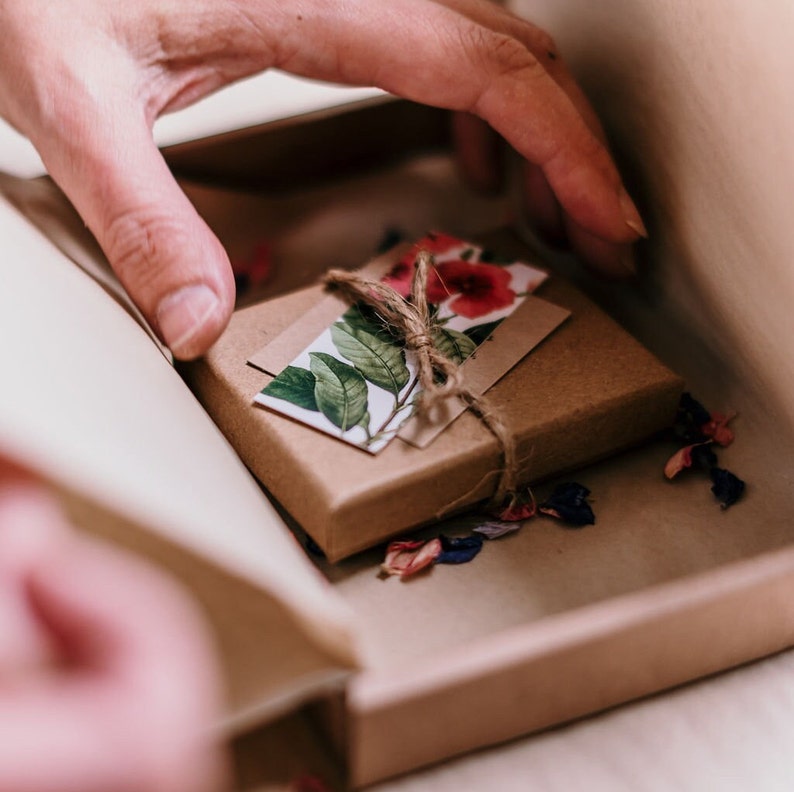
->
[248, 0, 645, 243]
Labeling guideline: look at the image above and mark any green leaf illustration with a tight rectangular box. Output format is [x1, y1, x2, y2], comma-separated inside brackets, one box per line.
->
[463, 319, 503, 347]
[432, 326, 477, 364]
[340, 305, 398, 342]
[330, 319, 409, 396]
[261, 365, 319, 411]
[309, 352, 370, 432]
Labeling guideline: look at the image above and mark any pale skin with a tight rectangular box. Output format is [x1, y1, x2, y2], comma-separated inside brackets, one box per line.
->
[1, 0, 645, 361]
[0, 1, 645, 789]
[0, 460, 228, 792]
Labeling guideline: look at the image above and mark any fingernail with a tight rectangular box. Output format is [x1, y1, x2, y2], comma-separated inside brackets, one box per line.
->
[618, 186, 648, 238]
[157, 285, 220, 356]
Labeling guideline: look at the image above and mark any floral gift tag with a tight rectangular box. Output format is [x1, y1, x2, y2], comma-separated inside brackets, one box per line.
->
[254, 233, 553, 454]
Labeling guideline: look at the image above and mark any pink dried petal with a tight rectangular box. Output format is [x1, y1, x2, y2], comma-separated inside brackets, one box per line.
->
[664, 442, 716, 479]
[700, 411, 737, 447]
[381, 538, 442, 578]
[290, 775, 333, 792]
[494, 489, 536, 522]
[232, 241, 272, 286]
[538, 507, 562, 519]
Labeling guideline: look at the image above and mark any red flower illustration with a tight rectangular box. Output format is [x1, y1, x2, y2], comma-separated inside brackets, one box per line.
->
[382, 258, 415, 298]
[417, 231, 465, 256]
[382, 233, 465, 297]
[431, 259, 516, 318]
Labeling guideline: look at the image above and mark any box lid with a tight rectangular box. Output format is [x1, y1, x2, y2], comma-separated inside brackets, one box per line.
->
[0, 71, 385, 178]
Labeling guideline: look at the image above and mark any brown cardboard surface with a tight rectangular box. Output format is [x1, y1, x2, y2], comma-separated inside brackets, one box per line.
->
[183, 231, 683, 561]
[333, 432, 794, 784]
[229, 389, 794, 786]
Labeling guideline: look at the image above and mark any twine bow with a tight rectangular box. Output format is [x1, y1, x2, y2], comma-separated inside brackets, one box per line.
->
[324, 250, 519, 505]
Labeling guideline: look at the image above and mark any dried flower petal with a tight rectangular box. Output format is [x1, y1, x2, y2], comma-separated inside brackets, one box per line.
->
[701, 411, 737, 447]
[673, 392, 712, 444]
[664, 442, 717, 479]
[473, 521, 523, 540]
[290, 775, 334, 792]
[538, 483, 595, 527]
[232, 241, 272, 293]
[381, 538, 442, 578]
[710, 468, 746, 509]
[436, 535, 483, 564]
[494, 489, 536, 522]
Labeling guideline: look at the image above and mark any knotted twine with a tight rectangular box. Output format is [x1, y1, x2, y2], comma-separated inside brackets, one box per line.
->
[324, 250, 519, 507]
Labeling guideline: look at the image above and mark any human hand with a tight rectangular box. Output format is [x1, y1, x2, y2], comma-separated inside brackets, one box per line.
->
[0, 460, 227, 792]
[0, 0, 644, 359]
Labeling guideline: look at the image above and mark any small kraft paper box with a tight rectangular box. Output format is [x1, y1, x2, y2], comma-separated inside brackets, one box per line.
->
[184, 231, 684, 561]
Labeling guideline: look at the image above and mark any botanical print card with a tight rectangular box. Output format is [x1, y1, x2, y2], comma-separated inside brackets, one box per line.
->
[254, 233, 552, 453]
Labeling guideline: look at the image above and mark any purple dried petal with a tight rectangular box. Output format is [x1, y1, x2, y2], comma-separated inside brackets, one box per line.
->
[710, 468, 745, 509]
[436, 535, 483, 565]
[473, 521, 523, 540]
[538, 482, 595, 527]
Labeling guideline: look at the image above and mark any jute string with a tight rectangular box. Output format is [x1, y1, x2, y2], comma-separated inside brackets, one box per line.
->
[324, 250, 519, 505]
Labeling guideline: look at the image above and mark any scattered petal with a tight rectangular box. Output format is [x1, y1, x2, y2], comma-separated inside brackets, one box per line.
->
[436, 534, 484, 564]
[494, 489, 537, 522]
[473, 521, 523, 540]
[538, 483, 595, 527]
[710, 468, 746, 509]
[664, 442, 716, 479]
[673, 392, 712, 444]
[232, 241, 272, 293]
[290, 775, 334, 792]
[381, 538, 441, 578]
[678, 392, 712, 426]
[701, 411, 737, 447]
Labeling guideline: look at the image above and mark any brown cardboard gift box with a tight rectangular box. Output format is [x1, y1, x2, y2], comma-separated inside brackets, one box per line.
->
[183, 234, 683, 561]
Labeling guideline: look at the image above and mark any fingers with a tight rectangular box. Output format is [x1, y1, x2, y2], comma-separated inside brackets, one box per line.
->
[519, 161, 566, 246]
[19, 535, 228, 792]
[451, 111, 503, 193]
[439, 0, 642, 274]
[0, 453, 227, 792]
[25, 80, 235, 360]
[0, 471, 69, 674]
[252, 0, 643, 244]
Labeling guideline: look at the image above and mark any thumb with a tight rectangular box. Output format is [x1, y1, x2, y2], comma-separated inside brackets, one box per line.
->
[32, 98, 235, 360]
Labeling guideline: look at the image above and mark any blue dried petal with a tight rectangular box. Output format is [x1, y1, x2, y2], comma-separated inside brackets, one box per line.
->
[690, 443, 718, 469]
[674, 392, 712, 444]
[539, 482, 595, 527]
[436, 534, 484, 565]
[710, 468, 745, 509]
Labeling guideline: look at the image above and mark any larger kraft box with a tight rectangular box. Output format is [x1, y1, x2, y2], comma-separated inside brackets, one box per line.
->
[183, 230, 683, 561]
